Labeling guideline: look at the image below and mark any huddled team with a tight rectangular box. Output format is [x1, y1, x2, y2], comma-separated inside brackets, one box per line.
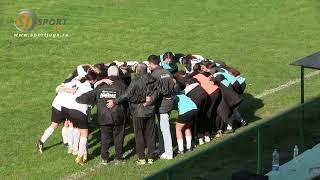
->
[36, 52, 247, 166]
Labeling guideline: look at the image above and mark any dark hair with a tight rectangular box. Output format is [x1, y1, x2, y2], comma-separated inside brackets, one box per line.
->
[227, 67, 240, 77]
[181, 58, 189, 65]
[87, 70, 97, 80]
[94, 63, 105, 69]
[119, 63, 130, 78]
[213, 60, 227, 67]
[173, 72, 186, 90]
[82, 65, 91, 72]
[109, 62, 117, 67]
[208, 63, 216, 70]
[209, 67, 218, 75]
[193, 63, 201, 72]
[213, 74, 225, 86]
[177, 70, 186, 76]
[181, 54, 196, 65]
[174, 53, 185, 61]
[173, 72, 184, 81]
[96, 63, 108, 80]
[186, 78, 198, 85]
[202, 71, 211, 77]
[174, 83, 182, 93]
[119, 62, 130, 71]
[147, 55, 160, 65]
[184, 54, 196, 61]
[200, 60, 212, 68]
[163, 52, 174, 60]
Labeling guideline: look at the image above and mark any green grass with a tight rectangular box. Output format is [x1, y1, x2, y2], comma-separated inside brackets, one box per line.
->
[0, 0, 320, 179]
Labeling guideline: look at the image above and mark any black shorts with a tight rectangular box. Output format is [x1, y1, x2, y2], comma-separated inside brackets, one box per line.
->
[61, 107, 88, 129]
[51, 107, 66, 124]
[177, 110, 197, 125]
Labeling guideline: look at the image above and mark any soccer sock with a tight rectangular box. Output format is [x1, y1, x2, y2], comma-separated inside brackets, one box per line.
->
[177, 139, 184, 152]
[72, 129, 80, 152]
[40, 126, 55, 143]
[227, 124, 233, 130]
[62, 126, 68, 144]
[78, 137, 87, 156]
[67, 127, 74, 149]
[199, 138, 204, 145]
[186, 136, 192, 150]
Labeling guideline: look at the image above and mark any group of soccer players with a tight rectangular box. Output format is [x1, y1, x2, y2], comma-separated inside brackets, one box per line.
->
[36, 52, 247, 166]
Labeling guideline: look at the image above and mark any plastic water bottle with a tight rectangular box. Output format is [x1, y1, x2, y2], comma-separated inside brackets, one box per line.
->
[272, 149, 280, 175]
[293, 145, 299, 159]
[293, 145, 299, 169]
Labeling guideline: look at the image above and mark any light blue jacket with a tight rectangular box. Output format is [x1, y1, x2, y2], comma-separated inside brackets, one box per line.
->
[217, 68, 246, 85]
[175, 94, 197, 115]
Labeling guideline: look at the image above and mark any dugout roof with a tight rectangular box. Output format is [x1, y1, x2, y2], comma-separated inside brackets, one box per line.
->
[290, 51, 320, 104]
[291, 51, 320, 69]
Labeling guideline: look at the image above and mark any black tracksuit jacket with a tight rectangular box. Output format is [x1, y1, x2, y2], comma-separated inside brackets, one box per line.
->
[76, 76, 127, 126]
[115, 73, 158, 118]
[150, 66, 176, 114]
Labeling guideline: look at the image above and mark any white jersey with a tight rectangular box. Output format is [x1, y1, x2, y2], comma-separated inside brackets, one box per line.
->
[113, 60, 124, 67]
[113, 60, 139, 67]
[127, 61, 139, 66]
[52, 80, 77, 111]
[77, 65, 87, 78]
[179, 54, 206, 74]
[113, 60, 151, 73]
[62, 80, 93, 115]
[184, 83, 199, 95]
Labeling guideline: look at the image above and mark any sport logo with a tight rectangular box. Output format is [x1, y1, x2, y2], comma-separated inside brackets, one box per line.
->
[100, 90, 117, 99]
[15, 10, 36, 33]
[160, 74, 170, 79]
[14, 9, 67, 33]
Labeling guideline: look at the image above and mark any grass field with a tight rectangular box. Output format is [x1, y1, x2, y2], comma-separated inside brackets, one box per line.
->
[0, 0, 320, 179]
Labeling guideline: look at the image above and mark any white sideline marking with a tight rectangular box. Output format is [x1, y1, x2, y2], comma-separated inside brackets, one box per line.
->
[65, 149, 134, 179]
[65, 163, 104, 180]
[254, 70, 320, 99]
[65, 70, 320, 179]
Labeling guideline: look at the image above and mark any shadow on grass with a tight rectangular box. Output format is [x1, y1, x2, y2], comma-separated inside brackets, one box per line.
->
[87, 116, 137, 161]
[239, 93, 264, 123]
[43, 141, 63, 151]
